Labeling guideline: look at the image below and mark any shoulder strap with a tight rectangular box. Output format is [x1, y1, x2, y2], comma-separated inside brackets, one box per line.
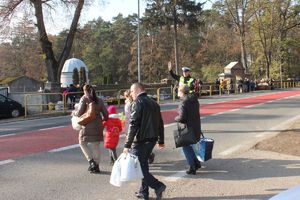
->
[200, 131, 204, 138]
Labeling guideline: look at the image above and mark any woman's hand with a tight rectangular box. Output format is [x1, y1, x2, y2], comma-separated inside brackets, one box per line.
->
[123, 147, 129, 155]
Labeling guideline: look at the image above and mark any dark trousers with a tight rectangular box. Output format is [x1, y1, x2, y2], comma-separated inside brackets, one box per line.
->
[131, 141, 163, 197]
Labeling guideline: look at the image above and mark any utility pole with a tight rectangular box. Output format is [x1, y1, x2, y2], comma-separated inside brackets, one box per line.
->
[137, 0, 141, 82]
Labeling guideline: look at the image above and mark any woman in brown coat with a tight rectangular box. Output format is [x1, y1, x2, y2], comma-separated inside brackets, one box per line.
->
[75, 84, 108, 173]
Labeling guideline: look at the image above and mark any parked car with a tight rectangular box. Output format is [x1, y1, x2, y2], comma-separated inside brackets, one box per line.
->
[0, 94, 25, 118]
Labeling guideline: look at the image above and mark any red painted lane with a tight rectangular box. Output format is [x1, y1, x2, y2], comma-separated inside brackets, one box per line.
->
[1, 90, 300, 161]
[0, 127, 78, 160]
[162, 90, 300, 124]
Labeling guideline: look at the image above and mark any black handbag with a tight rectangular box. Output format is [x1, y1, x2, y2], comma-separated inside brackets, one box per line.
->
[173, 123, 197, 148]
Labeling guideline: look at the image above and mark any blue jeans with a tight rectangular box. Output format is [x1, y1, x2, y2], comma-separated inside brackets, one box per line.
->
[131, 141, 163, 198]
[182, 145, 197, 166]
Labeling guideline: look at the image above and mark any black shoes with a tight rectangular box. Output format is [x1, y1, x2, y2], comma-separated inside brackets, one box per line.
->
[186, 165, 196, 175]
[135, 192, 149, 200]
[135, 183, 166, 200]
[148, 153, 155, 164]
[91, 164, 100, 173]
[88, 159, 100, 174]
[88, 159, 95, 172]
[195, 159, 201, 170]
[155, 183, 166, 200]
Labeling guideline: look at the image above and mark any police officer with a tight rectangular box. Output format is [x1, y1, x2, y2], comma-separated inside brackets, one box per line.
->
[168, 61, 198, 96]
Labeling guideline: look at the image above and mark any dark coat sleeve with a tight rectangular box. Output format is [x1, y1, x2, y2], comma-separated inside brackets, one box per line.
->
[169, 70, 180, 82]
[124, 101, 140, 148]
[175, 100, 187, 124]
[157, 106, 164, 144]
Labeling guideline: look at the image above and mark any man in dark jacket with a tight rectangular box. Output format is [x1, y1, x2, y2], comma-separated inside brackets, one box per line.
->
[68, 84, 77, 109]
[123, 82, 166, 200]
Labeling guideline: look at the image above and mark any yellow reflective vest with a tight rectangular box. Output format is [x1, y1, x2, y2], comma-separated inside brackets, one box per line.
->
[179, 76, 195, 94]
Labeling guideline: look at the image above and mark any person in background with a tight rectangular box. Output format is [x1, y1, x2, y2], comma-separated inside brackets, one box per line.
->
[68, 84, 77, 109]
[168, 61, 198, 97]
[123, 83, 166, 200]
[175, 84, 202, 175]
[74, 84, 108, 174]
[123, 89, 133, 134]
[215, 78, 220, 91]
[103, 105, 123, 165]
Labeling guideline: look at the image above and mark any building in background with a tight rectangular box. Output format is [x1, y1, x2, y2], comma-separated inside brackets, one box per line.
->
[60, 58, 89, 88]
[0, 76, 43, 93]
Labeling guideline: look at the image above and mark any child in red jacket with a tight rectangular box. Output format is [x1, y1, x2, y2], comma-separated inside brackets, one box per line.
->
[103, 105, 122, 165]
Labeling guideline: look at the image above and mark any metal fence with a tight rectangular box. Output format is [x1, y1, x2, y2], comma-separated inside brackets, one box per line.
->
[20, 81, 300, 118]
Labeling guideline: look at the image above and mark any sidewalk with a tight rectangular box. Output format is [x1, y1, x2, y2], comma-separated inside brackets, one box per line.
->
[160, 149, 300, 200]
[159, 118, 300, 200]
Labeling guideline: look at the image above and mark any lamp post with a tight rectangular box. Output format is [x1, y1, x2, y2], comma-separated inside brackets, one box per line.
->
[137, 0, 141, 82]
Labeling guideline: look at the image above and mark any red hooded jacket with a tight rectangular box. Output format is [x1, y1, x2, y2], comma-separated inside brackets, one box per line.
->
[103, 106, 122, 149]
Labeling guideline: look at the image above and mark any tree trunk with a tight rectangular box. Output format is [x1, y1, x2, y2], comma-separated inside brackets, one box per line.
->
[31, 0, 84, 85]
[31, 0, 59, 83]
[240, 33, 248, 72]
[57, 0, 85, 82]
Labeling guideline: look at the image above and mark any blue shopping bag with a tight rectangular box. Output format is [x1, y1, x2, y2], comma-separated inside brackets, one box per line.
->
[193, 134, 214, 162]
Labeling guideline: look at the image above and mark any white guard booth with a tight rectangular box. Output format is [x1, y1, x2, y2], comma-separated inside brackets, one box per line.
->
[60, 58, 89, 88]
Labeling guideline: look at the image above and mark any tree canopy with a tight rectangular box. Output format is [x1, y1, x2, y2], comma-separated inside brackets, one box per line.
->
[0, 0, 300, 85]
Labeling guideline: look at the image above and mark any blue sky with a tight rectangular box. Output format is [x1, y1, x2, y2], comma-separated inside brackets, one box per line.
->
[46, 0, 212, 35]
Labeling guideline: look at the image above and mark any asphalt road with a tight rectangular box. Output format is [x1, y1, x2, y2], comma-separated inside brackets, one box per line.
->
[1, 89, 300, 200]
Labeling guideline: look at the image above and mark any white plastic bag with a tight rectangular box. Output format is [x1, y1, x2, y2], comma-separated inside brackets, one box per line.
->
[110, 154, 123, 187]
[71, 115, 82, 131]
[110, 153, 144, 187]
[120, 153, 144, 182]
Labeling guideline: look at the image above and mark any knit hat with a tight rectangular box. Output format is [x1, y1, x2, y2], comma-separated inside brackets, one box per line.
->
[107, 105, 117, 114]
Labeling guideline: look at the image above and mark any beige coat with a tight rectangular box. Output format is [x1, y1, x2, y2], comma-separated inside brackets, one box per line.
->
[75, 95, 108, 142]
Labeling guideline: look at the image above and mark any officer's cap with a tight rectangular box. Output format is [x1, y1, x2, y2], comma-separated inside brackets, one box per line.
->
[182, 66, 190, 72]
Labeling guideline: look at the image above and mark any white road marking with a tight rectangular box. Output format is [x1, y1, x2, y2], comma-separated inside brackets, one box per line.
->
[255, 133, 269, 138]
[48, 144, 79, 152]
[163, 170, 186, 182]
[0, 159, 15, 166]
[211, 112, 225, 116]
[255, 114, 300, 138]
[218, 145, 244, 156]
[229, 108, 240, 112]
[39, 126, 66, 131]
[218, 113, 300, 157]
[244, 104, 255, 108]
[0, 133, 16, 138]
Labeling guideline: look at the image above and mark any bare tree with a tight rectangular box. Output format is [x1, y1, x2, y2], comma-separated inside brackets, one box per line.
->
[0, 0, 87, 90]
[217, 0, 256, 71]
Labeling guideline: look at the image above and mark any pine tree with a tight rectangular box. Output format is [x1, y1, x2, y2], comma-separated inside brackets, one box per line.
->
[72, 68, 79, 85]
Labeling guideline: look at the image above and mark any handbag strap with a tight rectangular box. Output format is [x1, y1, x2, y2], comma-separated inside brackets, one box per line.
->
[200, 131, 205, 138]
[177, 122, 186, 130]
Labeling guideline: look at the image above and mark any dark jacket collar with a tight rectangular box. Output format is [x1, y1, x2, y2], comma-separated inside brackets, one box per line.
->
[137, 92, 147, 98]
